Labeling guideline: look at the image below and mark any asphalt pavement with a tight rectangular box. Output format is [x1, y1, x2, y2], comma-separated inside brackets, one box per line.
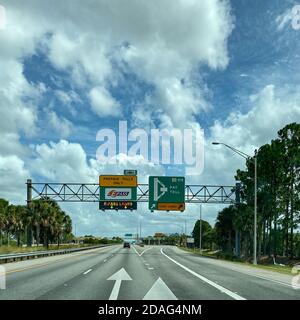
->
[0, 245, 299, 300]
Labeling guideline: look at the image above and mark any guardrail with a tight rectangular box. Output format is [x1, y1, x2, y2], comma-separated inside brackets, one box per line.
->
[0, 244, 112, 264]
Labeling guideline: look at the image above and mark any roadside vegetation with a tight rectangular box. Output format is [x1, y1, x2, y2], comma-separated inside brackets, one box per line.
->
[0, 198, 73, 249]
[190, 123, 300, 266]
[0, 198, 122, 253]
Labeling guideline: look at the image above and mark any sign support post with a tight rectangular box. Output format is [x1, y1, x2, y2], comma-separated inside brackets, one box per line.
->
[199, 204, 202, 255]
[26, 179, 32, 247]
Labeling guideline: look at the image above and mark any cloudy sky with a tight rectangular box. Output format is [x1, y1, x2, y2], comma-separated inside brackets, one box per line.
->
[0, 0, 300, 237]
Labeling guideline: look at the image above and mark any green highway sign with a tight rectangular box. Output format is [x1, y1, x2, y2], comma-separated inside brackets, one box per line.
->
[149, 176, 185, 211]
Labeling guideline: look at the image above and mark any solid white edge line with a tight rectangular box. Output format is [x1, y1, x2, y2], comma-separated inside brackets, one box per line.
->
[177, 247, 296, 289]
[83, 269, 92, 275]
[160, 248, 246, 300]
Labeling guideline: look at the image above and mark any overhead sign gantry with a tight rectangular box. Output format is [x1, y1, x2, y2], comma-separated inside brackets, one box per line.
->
[26, 178, 239, 206]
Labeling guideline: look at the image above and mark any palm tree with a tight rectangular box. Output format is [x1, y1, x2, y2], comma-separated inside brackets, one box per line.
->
[12, 205, 26, 246]
[31, 200, 48, 246]
[63, 214, 72, 237]
[0, 199, 9, 246]
[0, 197, 73, 249]
[41, 202, 51, 248]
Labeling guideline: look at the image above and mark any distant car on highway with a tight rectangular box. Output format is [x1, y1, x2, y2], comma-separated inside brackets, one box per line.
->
[123, 242, 130, 248]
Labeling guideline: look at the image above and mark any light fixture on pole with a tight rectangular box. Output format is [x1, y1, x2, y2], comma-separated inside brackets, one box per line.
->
[212, 142, 258, 265]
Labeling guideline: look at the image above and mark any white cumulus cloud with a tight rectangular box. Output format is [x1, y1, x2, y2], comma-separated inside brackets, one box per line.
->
[89, 87, 121, 117]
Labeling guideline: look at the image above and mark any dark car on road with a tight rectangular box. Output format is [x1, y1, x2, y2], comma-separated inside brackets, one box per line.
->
[123, 242, 131, 248]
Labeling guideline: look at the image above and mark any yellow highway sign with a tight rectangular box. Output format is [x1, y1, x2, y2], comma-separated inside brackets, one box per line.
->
[99, 175, 137, 187]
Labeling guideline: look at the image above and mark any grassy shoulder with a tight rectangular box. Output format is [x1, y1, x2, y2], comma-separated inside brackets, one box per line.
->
[178, 246, 296, 275]
[0, 243, 110, 255]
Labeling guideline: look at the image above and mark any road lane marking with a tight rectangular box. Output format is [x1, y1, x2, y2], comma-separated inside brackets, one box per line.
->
[140, 247, 153, 256]
[4, 245, 118, 275]
[180, 249, 296, 289]
[160, 248, 246, 300]
[148, 267, 154, 270]
[107, 268, 132, 300]
[143, 277, 177, 300]
[132, 246, 153, 257]
[132, 245, 139, 256]
[104, 259, 107, 262]
[83, 269, 92, 275]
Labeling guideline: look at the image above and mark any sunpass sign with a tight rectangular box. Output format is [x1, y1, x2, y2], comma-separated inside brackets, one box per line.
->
[149, 176, 185, 211]
[99, 175, 137, 210]
[104, 188, 132, 200]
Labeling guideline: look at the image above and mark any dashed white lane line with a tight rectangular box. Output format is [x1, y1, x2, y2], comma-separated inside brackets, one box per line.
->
[160, 248, 246, 301]
[83, 269, 92, 275]
[104, 259, 107, 262]
[148, 267, 154, 270]
[4, 245, 118, 275]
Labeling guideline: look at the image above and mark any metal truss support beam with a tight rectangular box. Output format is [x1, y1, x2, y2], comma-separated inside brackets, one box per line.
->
[27, 181, 237, 204]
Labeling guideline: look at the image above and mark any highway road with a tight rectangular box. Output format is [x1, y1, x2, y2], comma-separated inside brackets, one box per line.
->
[0, 245, 299, 300]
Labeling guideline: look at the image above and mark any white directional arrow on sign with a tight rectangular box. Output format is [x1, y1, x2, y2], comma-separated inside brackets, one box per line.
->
[143, 277, 177, 300]
[154, 178, 168, 201]
[107, 268, 132, 300]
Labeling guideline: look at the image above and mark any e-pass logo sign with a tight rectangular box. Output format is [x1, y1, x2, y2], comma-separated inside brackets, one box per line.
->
[105, 188, 132, 200]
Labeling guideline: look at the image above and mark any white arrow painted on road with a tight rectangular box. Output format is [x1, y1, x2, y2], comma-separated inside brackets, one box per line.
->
[107, 268, 132, 300]
[143, 277, 177, 300]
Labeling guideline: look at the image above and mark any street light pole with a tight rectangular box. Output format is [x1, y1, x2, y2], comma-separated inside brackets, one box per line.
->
[74, 224, 77, 244]
[212, 142, 258, 265]
[254, 150, 257, 265]
[140, 220, 142, 239]
[199, 204, 202, 254]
